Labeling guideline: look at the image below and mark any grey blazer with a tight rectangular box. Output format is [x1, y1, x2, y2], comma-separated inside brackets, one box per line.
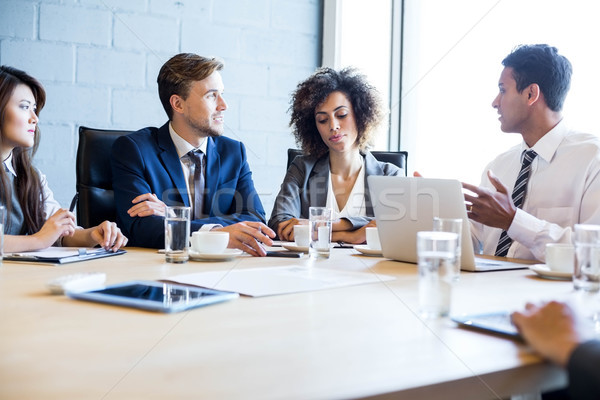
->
[268, 151, 402, 234]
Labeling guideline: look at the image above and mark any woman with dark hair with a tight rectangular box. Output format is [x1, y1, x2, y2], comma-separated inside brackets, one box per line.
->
[268, 67, 401, 244]
[0, 65, 127, 252]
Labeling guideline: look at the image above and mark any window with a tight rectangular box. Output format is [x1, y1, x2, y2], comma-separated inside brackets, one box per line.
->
[323, 0, 393, 150]
[401, 0, 600, 183]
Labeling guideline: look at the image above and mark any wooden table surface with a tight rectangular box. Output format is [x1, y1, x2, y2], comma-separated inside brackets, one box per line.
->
[0, 247, 576, 400]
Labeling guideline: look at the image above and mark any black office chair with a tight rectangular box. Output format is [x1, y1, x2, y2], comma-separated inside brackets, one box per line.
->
[75, 126, 132, 228]
[286, 148, 408, 176]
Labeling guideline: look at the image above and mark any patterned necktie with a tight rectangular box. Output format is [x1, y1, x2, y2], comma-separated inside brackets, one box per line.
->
[495, 149, 538, 257]
[187, 150, 205, 219]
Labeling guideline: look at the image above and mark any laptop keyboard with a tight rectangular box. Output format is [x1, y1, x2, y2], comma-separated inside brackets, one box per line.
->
[474, 258, 528, 271]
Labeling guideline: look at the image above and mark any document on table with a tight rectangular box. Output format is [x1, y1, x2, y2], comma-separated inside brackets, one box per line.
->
[3, 247, 126, 264]
[167, 266, 395, 297]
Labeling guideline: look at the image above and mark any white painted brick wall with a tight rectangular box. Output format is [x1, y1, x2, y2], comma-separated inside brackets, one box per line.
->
[0, 0, 323, 219]
[0, 1, 36, 39]
[181, 24, 241, 60]
[0, 40, 74, 82]
[149, 0, 211, 18]
[79, 0, 147, 13]
[40, 4, 112, 45]
[113, 13, 179, 53]
[42, 84, 110, 124]
[77, 48, 146, 87]
[224, 61, 269, 96]
[111, 88, 164, 128]
[240, 97, 289, 133]
[214, 0, 270, 27]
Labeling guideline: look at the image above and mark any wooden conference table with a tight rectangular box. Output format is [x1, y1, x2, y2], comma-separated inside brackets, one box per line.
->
[0, 246, 575, 400]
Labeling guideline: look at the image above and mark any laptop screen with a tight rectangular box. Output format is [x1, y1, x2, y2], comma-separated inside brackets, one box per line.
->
[368, 176, 476, 267]
[368, 176, 529, 271]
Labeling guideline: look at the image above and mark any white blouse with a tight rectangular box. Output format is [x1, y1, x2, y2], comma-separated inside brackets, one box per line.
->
[325, 158, 367, 220]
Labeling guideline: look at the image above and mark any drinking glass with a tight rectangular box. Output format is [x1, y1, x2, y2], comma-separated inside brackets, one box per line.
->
[417, 231, 458, 319]
[574, 224, 600, 292]
[433, 217, 462, 282]
[165, 206, 191, 263]
[309, 207, 332, 259]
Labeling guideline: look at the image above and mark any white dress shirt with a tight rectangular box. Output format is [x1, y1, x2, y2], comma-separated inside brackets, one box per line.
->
[470, 119, 600, 261]
[168, 124, 218, 231]
[325, 158, 367, 219]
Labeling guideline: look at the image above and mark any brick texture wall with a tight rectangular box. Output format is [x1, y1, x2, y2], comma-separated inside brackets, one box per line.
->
[0, 0, 322, 218]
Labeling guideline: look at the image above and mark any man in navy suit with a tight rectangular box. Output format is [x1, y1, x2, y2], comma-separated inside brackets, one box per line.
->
[111, 53, 274, 255]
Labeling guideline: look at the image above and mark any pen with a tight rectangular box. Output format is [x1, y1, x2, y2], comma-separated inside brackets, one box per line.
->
[255, 225, 265, 248]
[69, 193, 78, 212]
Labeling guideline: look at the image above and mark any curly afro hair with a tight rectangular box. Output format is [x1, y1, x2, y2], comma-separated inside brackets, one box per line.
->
[289, 67, 385, 158]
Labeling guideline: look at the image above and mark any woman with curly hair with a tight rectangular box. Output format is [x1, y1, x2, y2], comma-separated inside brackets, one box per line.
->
[0, 65, 127, 252]
[268, 67, 402, 244]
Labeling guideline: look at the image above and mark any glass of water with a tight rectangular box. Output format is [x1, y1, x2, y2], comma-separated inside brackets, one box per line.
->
[165, 206, 191, 263]
[574, 224, 600, 292]
[309, 207, 332, 259]
[433, 217, 462, 282]
[417, 231, 458, 319]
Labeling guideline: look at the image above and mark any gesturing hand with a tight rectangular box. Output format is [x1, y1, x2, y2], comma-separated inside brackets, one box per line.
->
[462, 170, 517, 230]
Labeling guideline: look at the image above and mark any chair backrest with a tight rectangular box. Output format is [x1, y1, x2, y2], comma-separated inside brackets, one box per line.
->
[370, 151, 408, 175]
[286, 148, 408, 176]
[286, 149, 303, 170]
[76, 126, 132, 228]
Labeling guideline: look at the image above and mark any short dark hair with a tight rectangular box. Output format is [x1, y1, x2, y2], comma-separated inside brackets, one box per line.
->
[502, 44, 572, 111]
[289, 67, 385, 157]
[157, 53, 224, 120]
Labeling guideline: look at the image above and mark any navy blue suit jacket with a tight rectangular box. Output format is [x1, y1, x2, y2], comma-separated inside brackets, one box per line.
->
[111, 123, 265, 248]
[567, 339, 600, 400]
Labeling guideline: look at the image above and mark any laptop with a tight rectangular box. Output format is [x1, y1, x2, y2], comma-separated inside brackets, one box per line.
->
[368, 176, 530, 271]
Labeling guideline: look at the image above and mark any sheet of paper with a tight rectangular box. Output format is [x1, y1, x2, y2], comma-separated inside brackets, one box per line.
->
[168, 266, 395, 297]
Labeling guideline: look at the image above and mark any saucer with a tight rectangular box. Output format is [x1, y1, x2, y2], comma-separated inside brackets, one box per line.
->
[529, 264, 572, 280]
[354, 245, 383, 256]
[281, 243, 309, 252]
[189, 249, 243, 261]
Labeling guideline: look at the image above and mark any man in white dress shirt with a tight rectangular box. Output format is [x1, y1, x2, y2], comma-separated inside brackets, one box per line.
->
[463, 44, 600, 262]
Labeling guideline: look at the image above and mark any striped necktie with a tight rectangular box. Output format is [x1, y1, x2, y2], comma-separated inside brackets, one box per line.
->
[187, 150, 205, 219]
[495, 149, 538, 257]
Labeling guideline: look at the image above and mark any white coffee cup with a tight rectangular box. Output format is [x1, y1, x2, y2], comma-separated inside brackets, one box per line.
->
[294, 225, 310, 247]
[365, 227, 381, 250]
[191, 231, 229, 254]
[545, 243, 575, 273]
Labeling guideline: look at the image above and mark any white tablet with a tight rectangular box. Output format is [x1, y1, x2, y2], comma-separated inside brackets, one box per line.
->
[67, 280, 239, 313]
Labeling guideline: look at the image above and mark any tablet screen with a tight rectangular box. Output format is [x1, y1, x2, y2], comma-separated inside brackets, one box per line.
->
[98, 283, 216, 302]
[451, 312, 521, 339]
[68, 281, 239, 313]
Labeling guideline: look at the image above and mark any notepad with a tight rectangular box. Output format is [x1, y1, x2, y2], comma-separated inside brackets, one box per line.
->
[4, 247, 126, 265]
[168, 266, 396, 297]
